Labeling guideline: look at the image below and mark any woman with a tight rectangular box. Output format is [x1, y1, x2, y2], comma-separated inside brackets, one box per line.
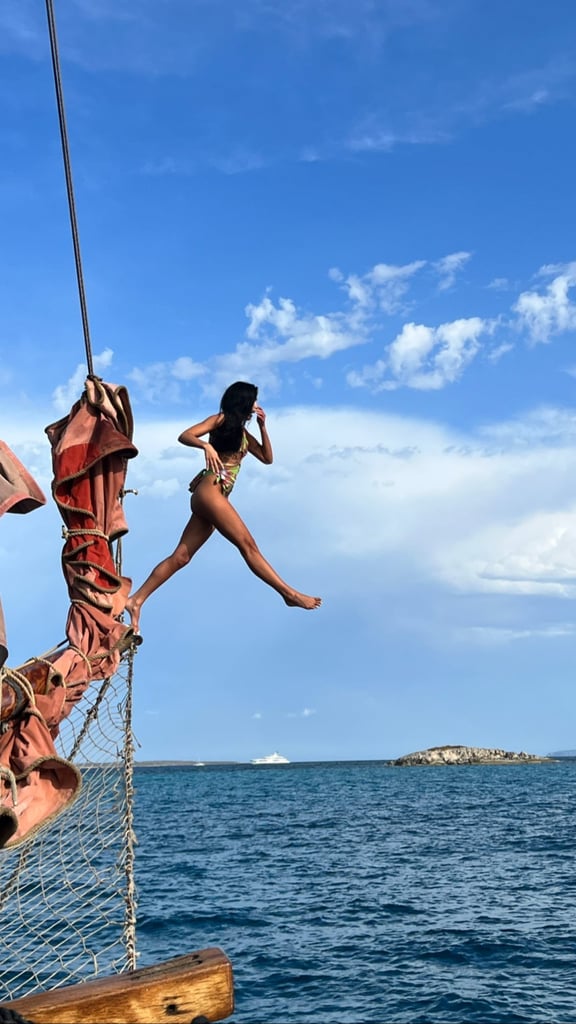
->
[126, 381, 321, 631]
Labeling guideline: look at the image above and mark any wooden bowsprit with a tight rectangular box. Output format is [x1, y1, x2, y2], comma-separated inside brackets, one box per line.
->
[3, 949, 233, 1024]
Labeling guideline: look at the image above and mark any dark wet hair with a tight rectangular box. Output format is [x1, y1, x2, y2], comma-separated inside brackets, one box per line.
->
[210, 381, 258, 453]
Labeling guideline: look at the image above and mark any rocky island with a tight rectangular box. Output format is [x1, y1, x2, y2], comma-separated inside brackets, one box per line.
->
[389, 745, 553, 766]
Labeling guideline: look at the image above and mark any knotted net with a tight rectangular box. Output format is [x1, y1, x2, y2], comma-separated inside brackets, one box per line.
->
[0, 644, 138, 1000]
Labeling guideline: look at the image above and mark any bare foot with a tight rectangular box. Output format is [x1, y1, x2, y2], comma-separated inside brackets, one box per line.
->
[284, 591, 322, 610]
[125, 597, 142, 632]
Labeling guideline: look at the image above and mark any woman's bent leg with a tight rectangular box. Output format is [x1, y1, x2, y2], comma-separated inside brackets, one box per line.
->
[193, 486, 321, 610]
[126, 514, 214, 630]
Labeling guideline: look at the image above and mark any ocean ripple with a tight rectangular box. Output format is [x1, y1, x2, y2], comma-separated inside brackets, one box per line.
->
[134, 761, 576, 1022]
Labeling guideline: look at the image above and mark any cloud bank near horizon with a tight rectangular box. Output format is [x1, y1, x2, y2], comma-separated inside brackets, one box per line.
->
[5, 400, 576, 648]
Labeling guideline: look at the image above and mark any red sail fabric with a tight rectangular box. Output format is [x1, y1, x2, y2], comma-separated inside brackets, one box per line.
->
[0, 380, 138, 848]
[0, 439, 47, 517]
[0, 441, 48, 669]
[0, 439, 48, 845]
[43, 377, 139, 688]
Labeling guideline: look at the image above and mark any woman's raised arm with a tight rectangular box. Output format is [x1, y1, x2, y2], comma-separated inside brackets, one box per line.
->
[178, 413, 224, 474]
[246, 405, 273, 464]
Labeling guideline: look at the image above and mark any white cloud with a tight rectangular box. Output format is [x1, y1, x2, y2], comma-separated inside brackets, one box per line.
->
[283, 407, 576, 610]
[346, 127, 446, 153]
[460, 624, 576, 645]
[367, 261, 428, 313]
[480, 406, 576, 447]
[128, 357, 206, 403]
[171, 357, 206, 382]
[140, 478, 180, 500]
[126, 255, 576, 403]
[209, 292, 368, 392]
[479, 514, 576, 592]
[332, 260, 427, 314]
[203, 258, 435, 392]
[487, 342, 514, 362]
[433, 502, 576, 598]
[349, 316, 493, 391]
[513, 262, 576, 343]
[502, 89, 551, 112]
[243, 295, 364, 357]
[497, 61, 576, 113]
[128, 252, 481, 401]
[52, 348, 114, 412]
[433, 251, 471, 291]
[388, 323, 436, 379]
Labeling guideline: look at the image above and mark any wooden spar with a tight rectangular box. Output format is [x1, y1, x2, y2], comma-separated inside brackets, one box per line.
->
[3, 948, 233, 1024]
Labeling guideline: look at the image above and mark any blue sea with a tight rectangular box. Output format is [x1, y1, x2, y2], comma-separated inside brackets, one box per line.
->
[134, 761, 576, 1023]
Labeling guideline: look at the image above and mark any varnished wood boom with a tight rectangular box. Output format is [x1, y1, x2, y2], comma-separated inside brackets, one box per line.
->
[3, 948, 233, 1024]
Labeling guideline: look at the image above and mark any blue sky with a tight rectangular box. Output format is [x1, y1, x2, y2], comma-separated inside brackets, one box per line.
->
[1, 0, 576, 761]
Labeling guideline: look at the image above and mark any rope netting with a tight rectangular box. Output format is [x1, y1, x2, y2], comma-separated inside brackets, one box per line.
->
[0, 644, 138, 1001]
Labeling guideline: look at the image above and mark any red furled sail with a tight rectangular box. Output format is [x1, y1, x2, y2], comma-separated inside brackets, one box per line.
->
[0, 379, 138, 848]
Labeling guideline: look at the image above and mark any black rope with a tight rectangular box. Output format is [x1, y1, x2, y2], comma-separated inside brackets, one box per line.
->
[44, 0, 94, 377]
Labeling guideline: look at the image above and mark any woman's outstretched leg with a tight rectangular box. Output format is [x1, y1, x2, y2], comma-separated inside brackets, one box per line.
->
[126, 514, 214, 631]
[192, 485, 321, 609]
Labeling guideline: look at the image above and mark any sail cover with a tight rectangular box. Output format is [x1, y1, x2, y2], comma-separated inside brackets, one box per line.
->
[0, 441, 47, 844]
[0, 439, 48, 669]
[0, 379, 138, 847]
[0, 439, 47, 518]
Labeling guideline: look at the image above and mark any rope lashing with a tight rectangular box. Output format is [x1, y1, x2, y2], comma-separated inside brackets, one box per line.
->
[0, 669, 29, 731]
[0, 668, 43, 731]
[66, 644, 93, 672]
[0, 768, 18, 808]
[44, 0, 94, 377]
[61, 528, 110, 541]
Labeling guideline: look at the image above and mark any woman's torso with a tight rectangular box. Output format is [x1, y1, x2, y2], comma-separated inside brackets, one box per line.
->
[189, 430, 249, 498]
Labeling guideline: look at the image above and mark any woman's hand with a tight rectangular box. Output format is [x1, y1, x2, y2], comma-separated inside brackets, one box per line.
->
[204, 443, 224, 475]
[249, 406, 273, 463]
[255, 405, 266, 429]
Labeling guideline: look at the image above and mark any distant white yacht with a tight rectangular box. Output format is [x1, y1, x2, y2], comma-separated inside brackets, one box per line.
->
[250, 752, 290, 765]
